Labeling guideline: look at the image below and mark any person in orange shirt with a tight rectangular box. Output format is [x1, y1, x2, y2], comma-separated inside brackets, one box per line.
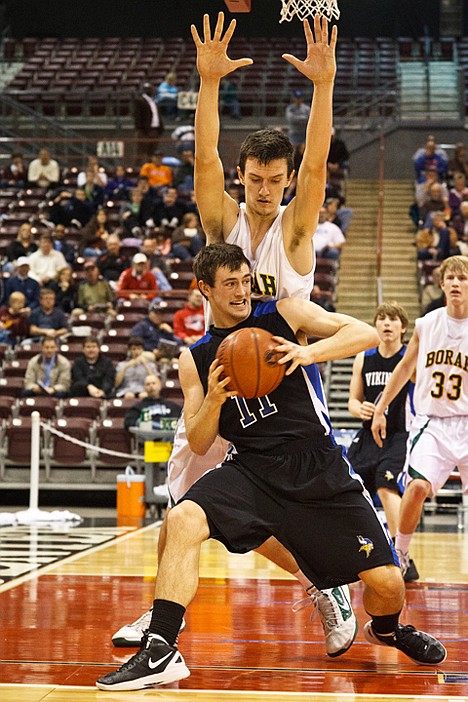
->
[139, 151, 173, 189]
[116, 253, 159, 300]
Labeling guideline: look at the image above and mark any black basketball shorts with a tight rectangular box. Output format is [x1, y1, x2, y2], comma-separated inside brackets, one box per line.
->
[347, 429, 408, 495]
[179, 438, 397, 590]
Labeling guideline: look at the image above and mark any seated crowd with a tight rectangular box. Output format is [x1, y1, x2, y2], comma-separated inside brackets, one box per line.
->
[410, 134, 468, 315]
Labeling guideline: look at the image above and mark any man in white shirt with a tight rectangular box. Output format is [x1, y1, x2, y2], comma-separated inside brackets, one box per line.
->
[28, 233, 67, 285]
[27, 149, 60, 188]
[314, 206, 346, 259]
[134, 83, 163, 160]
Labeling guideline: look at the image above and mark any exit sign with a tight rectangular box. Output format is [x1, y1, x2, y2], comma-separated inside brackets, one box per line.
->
[96, 141, 124, 158]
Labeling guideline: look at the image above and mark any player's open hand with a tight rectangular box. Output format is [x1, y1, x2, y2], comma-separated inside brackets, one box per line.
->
[282, 15, 337, 84]
[191, 12, 253, 81]
[272, 336, 312, 375]
[371, 411, 386, 448]
[207, 358, 238, 404]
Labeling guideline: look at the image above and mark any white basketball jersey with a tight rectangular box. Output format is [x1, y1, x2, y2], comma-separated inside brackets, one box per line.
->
[414, 307, 468, 417]
[226, 203, 316, 301]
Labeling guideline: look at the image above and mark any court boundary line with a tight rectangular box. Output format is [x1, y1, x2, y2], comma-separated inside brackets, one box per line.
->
[0, 520, 161, 594]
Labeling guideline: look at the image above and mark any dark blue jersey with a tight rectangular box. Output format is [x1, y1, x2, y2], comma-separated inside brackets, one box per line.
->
[361, 345, 411, 432]
[190, 301, 332, 454]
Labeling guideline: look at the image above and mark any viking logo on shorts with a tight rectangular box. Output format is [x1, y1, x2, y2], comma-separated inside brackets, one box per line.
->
[384, 470, 394, 482]
[357, 535, 374, 558]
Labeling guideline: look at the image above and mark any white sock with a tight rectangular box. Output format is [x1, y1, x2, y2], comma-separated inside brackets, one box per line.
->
[292, 568, 313, 592]
[395, 531, 412, 556]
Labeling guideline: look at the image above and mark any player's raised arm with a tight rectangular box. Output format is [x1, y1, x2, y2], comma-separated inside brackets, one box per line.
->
[282, 16, 337, 271]
[192, 12, 253, 242]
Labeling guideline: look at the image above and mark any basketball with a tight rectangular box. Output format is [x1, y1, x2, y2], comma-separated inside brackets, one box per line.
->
[216, 327, 286, 399]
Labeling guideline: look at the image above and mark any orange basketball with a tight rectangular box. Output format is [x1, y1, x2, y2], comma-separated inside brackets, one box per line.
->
[216, 327, 286, 399]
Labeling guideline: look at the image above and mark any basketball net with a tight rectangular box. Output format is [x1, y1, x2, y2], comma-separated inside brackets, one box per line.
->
[279, 0, 340, 22]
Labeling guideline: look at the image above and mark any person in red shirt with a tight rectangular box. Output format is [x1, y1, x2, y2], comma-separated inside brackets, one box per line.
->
[172, 288, 205, 344]
[116, 253, 159, 300]
[139, 151, 173, 190]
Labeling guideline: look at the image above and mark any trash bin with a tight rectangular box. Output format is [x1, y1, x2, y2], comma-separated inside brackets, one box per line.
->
[117, 466, 146, 519]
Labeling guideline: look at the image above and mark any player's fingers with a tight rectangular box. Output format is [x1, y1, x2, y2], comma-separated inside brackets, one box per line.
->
[190, 24, 201, 46]
[321, 16, 329, 43]
[313, 14, 321, 41]
[282, 54, 300, 69]
[214, 11, 225, 40]
[203, 13, 211, 42]
[222, 18, 237, 44]
[231, 58, 254, 70]
[330, 23, 338, 50]
[285, 358, 299, 375]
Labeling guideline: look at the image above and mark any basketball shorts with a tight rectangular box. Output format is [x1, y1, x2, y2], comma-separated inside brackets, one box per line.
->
[399, 414, 468, 496]
[180, 437, 397, 590]
[167, 413, 229, 504]
[347, 429, 408, 495]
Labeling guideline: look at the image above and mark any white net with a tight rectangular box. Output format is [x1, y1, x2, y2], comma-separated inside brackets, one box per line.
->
[279, 0, 340, 22]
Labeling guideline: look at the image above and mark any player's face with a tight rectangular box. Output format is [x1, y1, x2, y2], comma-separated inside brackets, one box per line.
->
[207, 264, 252, 327]
[375, 314, 405, 344]
[441, 269, 468, 309]
[238, 158, 292, 218]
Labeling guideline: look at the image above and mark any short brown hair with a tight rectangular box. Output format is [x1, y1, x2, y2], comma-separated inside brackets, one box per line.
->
[439, 254, 468, 281]
[238, 128, 294, 176]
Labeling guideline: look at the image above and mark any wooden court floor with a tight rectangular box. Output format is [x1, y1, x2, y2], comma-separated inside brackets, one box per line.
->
[1, 517, 467, 702]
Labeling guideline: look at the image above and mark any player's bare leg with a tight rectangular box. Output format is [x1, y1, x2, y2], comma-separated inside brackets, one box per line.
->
[377, 486, 401, 538]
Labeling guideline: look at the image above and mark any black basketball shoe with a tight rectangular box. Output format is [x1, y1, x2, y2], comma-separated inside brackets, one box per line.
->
[364, 622, 447, 665]
[96, 633, 190, 691]
[403, 558, 420, 583]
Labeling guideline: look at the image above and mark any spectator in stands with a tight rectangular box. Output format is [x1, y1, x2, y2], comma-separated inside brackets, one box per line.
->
[70, 337, 115, 399]
[327, 127, 349, 194]
[77, 260, 114, 313]
[79, 207, 111, 258]
[414, 165, 449, 211]
[46, 266, 78, 315]
[285, 90, 310, 146]
[156, 72, 179, 118]
[420, 265, 442, 314]
[130, 298, 180, 354]
[52, 224, 76, 265]
[140, 237, 172, 290]
[77, 155, 108, 189]
[171, 117, 195, 155]
[173, 149, 194, 194]
[310, 283, 336, 313]
[5, 223, 37, 270]
[114, 336, 159, 399]
[134, 82, 164, 160]
[23, 337, 71, 398]
[172, 288, 205, 345]
[171, 212, 206, 260]
[124, 373, 181, 431]
[119, 187, 147, 238]
[28, 287, 69, 341]
[325, 196, 352, 234]
[97, 234, 130, 285]
[448, 172, 468, 216]
[0, 291, 30, 345]
[4, 257, 40, 310]
[105, 165, 133, 202]
[27, 148, 60, 189]
[416, 211, 458, 261]
[116, 252, 158, 300]
[48, 187, 94, 227]
[28, 232, 68, 285]
[153, 186, 188, 229]
[1, 152, 28, 187]
[139, 151, 173, 190]
[412, 134, 448, 183]
[220, 77, 241, 120]
[313, 206, 346, 260]
[447, 142, 468, 183]
[418, 182, 451, 228]
[82, 168, 105, 210]
[450, 201, 468, 253]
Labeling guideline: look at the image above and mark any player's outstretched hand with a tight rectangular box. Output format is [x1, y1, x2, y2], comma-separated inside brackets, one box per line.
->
[371, 411, 386, 448]
[207, 358, 238, 405]
[191, 12, 253, 81]
[282, 15, 337, 84]
[272, 336, 312, 375]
